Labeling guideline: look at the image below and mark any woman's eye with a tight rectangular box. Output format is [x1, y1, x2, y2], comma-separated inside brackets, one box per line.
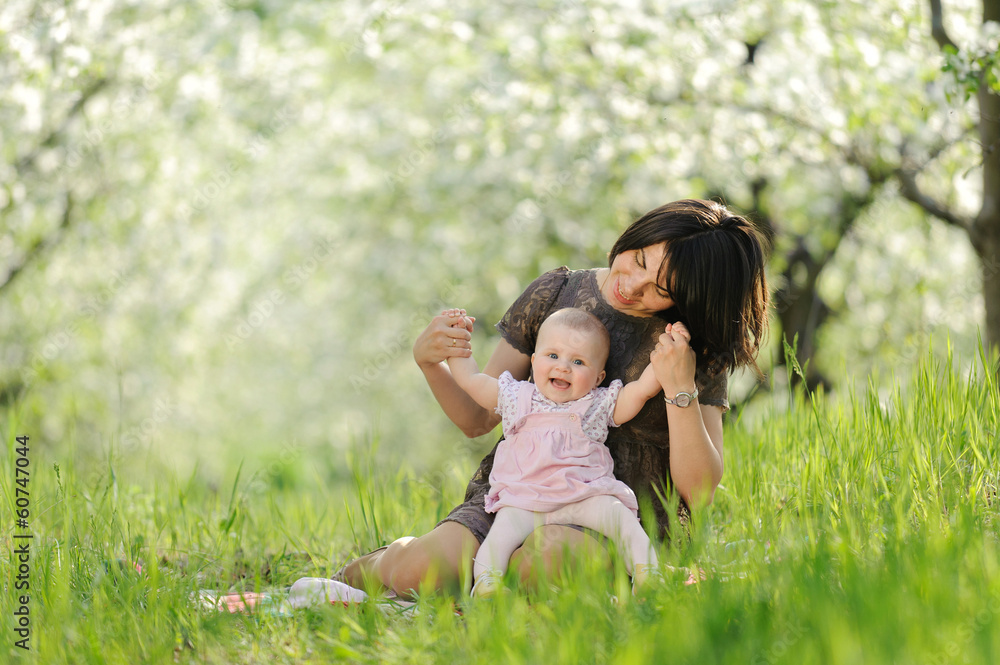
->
[634, 251, 643, 268]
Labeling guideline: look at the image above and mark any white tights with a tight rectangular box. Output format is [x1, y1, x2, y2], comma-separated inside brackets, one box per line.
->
[473, 495, 657, 582]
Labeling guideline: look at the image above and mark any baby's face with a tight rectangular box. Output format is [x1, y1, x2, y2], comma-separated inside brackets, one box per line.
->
[530, 322, 607, 403]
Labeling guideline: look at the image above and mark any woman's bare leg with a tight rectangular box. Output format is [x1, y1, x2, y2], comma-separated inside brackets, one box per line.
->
[507, 525, 613, 590]
[339, 521, 479, 599]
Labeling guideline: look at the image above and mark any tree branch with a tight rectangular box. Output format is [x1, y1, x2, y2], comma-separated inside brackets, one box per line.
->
[896, 165, 974, 231]
[14, 77, 110, 176]
[0, 191, 73, 295]
[668, 77, 981, 237]
[929, 0, 959, 51]
[841, 130, 976, 234]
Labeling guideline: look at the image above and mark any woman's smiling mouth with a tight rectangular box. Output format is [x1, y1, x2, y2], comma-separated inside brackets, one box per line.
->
[614, 278, 637, 305]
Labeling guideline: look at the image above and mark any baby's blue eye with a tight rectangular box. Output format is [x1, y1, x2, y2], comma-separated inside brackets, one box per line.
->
[573, 359, 583, 365]
[548, 353, 558, 359]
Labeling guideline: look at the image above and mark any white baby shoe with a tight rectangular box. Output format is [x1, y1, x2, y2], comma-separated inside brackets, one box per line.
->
[288, 577, 369, 608]
[471, 569, 504, 598]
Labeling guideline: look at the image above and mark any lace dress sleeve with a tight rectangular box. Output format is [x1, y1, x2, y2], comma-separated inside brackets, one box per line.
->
[695, 361, 729, 412]
[601, 380, 625, 429]
[495, 371, 521, 433]
[495, 267, 571, 356]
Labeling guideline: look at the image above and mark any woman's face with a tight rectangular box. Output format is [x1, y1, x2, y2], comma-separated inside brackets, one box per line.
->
[602, 243, 675, 317]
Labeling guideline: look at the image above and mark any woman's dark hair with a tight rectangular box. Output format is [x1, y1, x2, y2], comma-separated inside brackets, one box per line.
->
[609, 199, 771, 375]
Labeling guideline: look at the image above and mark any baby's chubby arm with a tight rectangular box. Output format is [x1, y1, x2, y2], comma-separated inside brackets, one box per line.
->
[612, 362, 663, 425]
[443, 309, 499, 412]
[614, 320, 695, 424]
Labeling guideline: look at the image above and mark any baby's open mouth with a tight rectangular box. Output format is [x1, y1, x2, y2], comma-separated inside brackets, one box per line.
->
[550, 378, 570, 389]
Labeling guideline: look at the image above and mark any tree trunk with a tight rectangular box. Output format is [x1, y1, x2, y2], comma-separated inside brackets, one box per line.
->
[976, 0, 1000, 356]
[921, 0, 1000, 367]
[775, 241, 831, 392]
[979, 233, 1000, 357]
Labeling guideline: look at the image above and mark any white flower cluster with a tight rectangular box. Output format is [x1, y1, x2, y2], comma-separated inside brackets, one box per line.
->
[941, 20, 1000, 103]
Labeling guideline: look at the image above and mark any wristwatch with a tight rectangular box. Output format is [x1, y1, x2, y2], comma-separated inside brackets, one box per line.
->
[663, 387, 699, 408]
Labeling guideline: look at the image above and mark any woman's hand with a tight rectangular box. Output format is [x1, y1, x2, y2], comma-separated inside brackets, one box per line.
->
[649, 322, 697, 395]
[412, 308, 476, 369]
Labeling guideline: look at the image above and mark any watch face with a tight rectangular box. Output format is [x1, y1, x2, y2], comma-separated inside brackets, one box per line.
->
[675, 393, 692, 408]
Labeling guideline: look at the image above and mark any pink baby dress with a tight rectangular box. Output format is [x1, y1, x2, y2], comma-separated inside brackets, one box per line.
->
[484, 371, 639, 516]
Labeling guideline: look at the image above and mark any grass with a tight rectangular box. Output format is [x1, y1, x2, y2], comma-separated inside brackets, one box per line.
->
[2, 345, 999, 664]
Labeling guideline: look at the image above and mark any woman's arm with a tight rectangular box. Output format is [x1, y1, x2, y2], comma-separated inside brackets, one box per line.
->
[665, 402, 724, 508]
[649, 322, 725, 508]
[414, 311, 530, 438]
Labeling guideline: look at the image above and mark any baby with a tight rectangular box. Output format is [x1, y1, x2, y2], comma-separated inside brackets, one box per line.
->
[446, 307, 664, 596]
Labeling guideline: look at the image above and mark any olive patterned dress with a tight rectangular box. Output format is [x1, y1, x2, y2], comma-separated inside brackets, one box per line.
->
[439, 267, 729, 542]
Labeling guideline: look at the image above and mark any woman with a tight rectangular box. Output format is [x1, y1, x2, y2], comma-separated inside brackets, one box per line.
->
[337, 199, 770, 597]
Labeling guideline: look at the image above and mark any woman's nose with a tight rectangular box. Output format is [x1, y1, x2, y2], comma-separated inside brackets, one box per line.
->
[623, 279, 643, 298]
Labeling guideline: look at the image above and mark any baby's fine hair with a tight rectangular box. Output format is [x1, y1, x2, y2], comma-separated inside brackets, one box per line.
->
[540, 308, 611, 364]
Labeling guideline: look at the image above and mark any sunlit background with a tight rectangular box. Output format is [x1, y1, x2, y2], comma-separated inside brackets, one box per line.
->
[0, 0, 994, 491]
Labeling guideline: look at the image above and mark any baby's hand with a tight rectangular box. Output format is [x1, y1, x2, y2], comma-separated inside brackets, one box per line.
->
[440, 308, 475, 333]
[667, 321, 691, 343]
[649, 321, 696, 395]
